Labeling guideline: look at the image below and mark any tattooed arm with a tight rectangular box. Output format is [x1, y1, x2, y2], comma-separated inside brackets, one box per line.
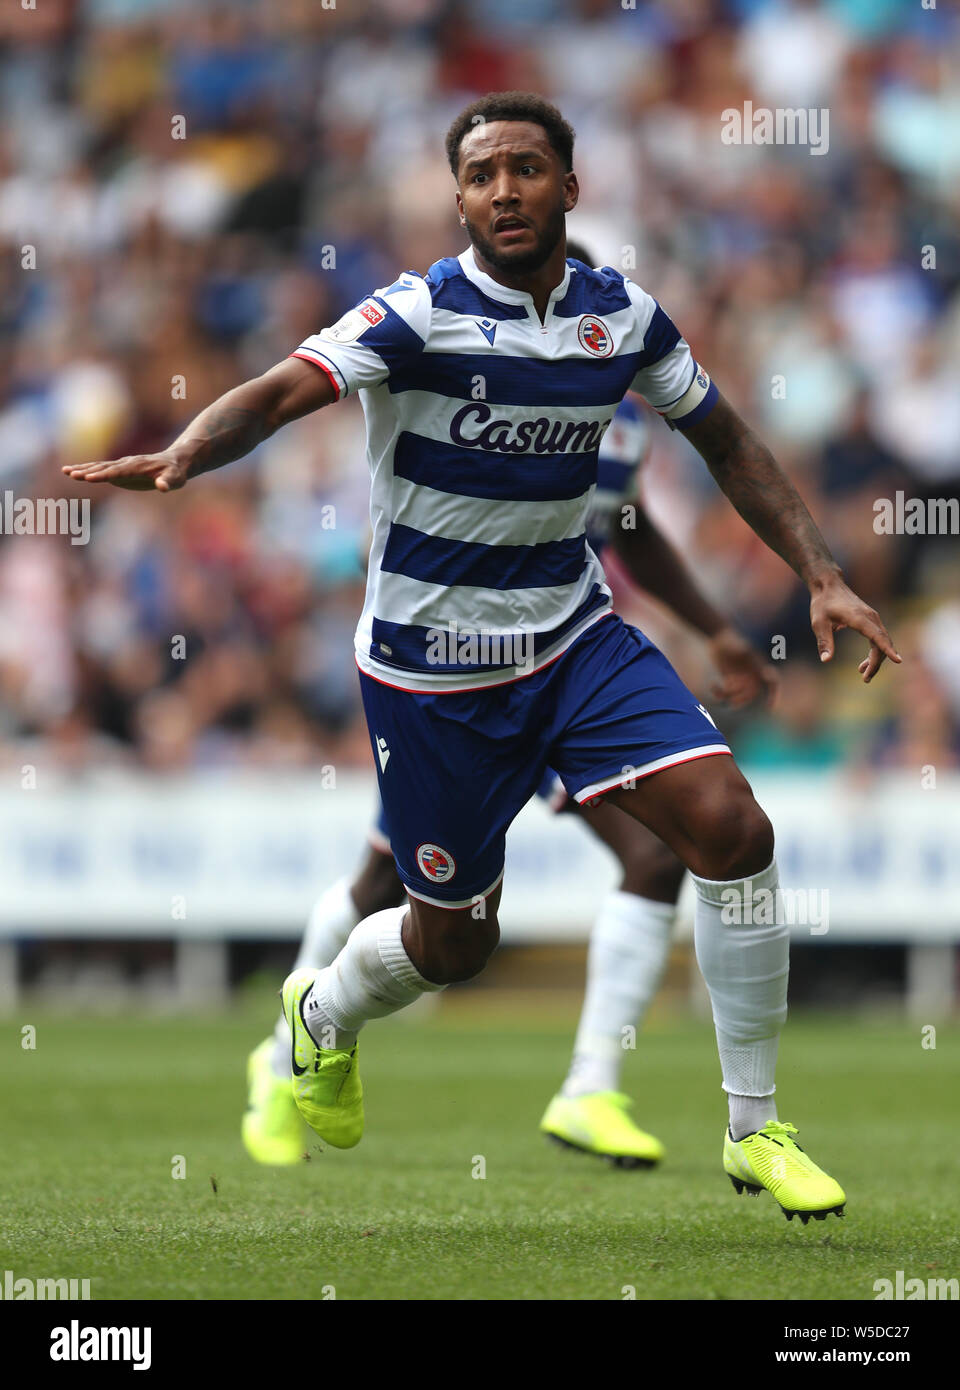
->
[62, 357, 338, 493]
[682, 393, 901, 682]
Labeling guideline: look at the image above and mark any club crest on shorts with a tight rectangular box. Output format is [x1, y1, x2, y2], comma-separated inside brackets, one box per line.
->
[416, 842, 456, 883]
[577, 315, 613, 357]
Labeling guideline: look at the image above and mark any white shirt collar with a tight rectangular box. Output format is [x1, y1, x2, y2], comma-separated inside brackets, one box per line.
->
[458, 244, 573, 307]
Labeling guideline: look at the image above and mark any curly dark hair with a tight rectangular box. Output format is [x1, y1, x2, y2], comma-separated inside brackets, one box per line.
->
[564, 238, 596, 266]
[444, 91, 576, 181]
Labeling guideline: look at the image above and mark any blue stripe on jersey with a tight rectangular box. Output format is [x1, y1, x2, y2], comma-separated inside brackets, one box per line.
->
[388, 352, 641, 405]
[394, 432, 596, 502]
[369, 583, 610, 675]
[381, 524, 586, 590]
[553, 262, 633, 317]
[639, 303, 681, 363]
[426, 261, 529, 322]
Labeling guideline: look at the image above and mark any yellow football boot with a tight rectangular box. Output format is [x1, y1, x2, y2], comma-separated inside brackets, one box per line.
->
[281, 968, 364, 1149]
[724, 1121, 846, 1222]
[540, 1091, 665, 1169]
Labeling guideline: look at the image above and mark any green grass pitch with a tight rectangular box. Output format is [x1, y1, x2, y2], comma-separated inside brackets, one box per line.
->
[3, 1001, 957, 1300]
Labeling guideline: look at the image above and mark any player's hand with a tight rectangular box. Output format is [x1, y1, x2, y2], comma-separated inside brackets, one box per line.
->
[809, 575, 901, 683]
[61, 449, 190, 493]
[707, 626, 778, 708]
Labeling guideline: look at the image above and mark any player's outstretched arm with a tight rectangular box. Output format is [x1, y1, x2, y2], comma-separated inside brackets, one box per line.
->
[610, 502, 778, 707]
[683, 392, 901, 683]
[61, 357, 338, 493]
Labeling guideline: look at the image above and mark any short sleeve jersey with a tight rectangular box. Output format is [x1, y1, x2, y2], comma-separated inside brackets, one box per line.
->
[292, 247, 717, 691]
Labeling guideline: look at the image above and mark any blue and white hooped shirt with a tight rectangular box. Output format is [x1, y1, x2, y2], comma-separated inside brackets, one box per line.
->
[291, 246, 717, 692]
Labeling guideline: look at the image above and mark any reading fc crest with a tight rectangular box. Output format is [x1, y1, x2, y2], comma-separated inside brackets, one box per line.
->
[416, 843, 456, 883]
[577, 315, 613, 358]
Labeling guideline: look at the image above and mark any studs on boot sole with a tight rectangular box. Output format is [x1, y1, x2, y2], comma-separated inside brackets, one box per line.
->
[730, 1175, 846, 1223]
[544, 1132, 659, 1169]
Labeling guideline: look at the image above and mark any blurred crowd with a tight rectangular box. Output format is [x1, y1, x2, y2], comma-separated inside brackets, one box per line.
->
[1, 0, 958, 779]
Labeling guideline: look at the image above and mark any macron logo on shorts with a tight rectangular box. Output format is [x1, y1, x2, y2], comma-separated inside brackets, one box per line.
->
[376, 735, 391, 772]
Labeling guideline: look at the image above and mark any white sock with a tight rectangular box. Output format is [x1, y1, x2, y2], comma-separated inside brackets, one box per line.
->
[297, 877, 361, 971]
[728, 1092, 778, 1139]
[270, 877, 362, 1077]
[691, 857, 788, 1140]
[562, 891, 675, 1098]
[303, 905, 445, 1050]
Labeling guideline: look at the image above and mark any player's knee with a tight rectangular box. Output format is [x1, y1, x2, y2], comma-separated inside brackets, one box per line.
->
[692, 790, 774, 882]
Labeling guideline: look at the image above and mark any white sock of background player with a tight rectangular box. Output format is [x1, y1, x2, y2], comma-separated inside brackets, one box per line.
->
[561, 891, 675, 1098]
[692, 857, 787, 1140]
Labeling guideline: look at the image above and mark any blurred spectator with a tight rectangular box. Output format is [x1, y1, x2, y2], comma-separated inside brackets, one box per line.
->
[867, 658, 960, 772]
[920, 602, 960, 725]
[735, 662, 849, 770]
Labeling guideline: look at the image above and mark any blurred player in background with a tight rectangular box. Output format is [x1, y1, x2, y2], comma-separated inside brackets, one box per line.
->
[241, 238, 778, 1171]
[66, 92, 899, 1224]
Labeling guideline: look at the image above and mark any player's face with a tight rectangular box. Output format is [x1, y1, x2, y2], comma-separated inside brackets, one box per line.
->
[456, 121, 578, 275]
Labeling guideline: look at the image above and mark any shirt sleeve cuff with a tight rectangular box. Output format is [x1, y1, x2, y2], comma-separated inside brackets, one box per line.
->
[289, 348, 346, 399]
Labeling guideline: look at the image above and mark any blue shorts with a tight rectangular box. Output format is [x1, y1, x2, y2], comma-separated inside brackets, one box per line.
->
[359, 614, 729, 907]
[369, 762, 568, 852]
